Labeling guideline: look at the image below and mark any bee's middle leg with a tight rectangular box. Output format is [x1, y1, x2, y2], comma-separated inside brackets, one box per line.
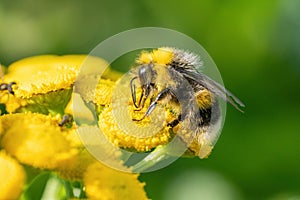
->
[167, 114, 182, 128]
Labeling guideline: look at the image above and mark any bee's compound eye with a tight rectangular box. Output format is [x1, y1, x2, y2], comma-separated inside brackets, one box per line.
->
[138, 64, 154, 86]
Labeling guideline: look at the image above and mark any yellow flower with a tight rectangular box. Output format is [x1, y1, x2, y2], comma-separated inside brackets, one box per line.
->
[4, 55, 107, 98]
[2, 55, 118, 114]
[0, 93, 27, 113]
[0, 150, 26, 200]
[64, 78, 116, 126]
[84, 162, 149, 200]
[56, 148, 96, 181]
[72, 78, 116, 107]
[4, 55, 120, 98]
[99, 106, 172, 152]
[57, 124, 127, 180]
[0, 113, 78, 169]
[57, 125, 119, 180]
[92, 79, 116, 106]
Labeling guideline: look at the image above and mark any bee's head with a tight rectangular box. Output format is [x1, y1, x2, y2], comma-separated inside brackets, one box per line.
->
[130, 62, 156, 110]
[138, 63, 155, 97]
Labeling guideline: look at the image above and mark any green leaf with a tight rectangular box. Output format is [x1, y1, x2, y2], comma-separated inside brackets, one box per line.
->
[20, 172, 51, 200]
[21, 172, 67, 200]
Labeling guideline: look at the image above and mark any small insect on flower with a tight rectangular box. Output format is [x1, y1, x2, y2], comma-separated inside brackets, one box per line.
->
[0, 64, 17, 104]
[129, 47, 245, 157]
[0, 82, 16, 95]
[0, 64, 16, 95]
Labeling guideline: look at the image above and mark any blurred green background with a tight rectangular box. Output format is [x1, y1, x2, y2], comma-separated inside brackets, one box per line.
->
[1, 0, 299, 199]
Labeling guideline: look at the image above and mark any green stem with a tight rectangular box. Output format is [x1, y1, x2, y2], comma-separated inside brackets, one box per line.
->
[132, 138, 188, 172]
[132, 145, 171, 173]
[78, 182, 87, 198]
[63, 180, 74, 199]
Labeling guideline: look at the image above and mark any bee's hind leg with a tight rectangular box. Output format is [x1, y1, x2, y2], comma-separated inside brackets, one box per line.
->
[132, 87, 174, 121]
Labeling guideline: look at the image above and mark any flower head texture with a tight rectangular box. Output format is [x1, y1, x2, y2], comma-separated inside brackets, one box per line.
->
[0, 113, 78, 169]
[56, 125, 125, 180]
[0, 53, 181, 199]
[84, 162, 149, 200]
[99, 106, 172, 152]
[4, 55, 108, 98]
[2, 55, 110, 115]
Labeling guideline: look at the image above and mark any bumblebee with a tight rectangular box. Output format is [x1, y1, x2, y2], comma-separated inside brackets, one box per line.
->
[129, 47, 244, 157]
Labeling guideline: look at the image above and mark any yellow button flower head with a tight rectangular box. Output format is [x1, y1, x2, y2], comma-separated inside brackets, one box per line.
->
[57, 148, 96, 181]
[0, 150, 26, 200]
[0, 113, 78, 169]
[57, 125, 126, 180]
[74, 78, 116, 107]
[99, 106, 172, 152]
[84, 162, 149, 200]
[57, 127, 112, 180]
[5, 55, 108, 98]
[0, 93, 27, 114]
[2, 55, 110, 114]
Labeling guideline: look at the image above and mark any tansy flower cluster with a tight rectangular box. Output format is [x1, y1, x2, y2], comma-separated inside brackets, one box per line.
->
[0, 49, 217, 199]
[0, 55, 149, 200]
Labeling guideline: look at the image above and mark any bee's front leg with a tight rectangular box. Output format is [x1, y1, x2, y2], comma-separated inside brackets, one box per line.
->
[130, 76, 139, 108]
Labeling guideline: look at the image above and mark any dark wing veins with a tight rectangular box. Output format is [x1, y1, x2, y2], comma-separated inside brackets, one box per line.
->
[174, 68, 245, 112]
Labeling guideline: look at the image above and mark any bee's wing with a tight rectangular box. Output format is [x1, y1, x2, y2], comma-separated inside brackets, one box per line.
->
[182, 70, 245, 112]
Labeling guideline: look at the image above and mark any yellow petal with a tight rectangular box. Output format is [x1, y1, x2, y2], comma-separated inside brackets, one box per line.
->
[84, 162, 149, 200]
[0, 150, 26, 200]
[0, 113, 77, 169]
